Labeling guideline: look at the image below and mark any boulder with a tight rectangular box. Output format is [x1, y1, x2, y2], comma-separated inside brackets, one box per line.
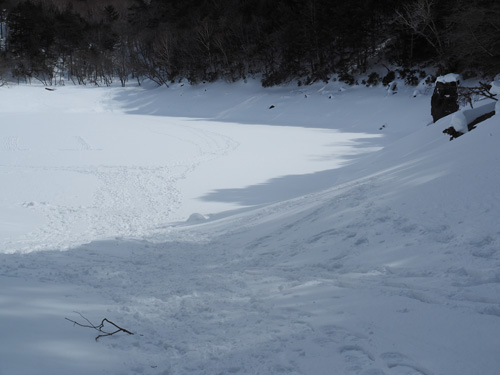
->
[431, 74, 460, 123]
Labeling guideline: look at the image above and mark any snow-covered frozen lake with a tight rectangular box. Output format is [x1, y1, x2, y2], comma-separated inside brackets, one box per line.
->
[1, 79, 499, 375]
[0, 83, 383, 253]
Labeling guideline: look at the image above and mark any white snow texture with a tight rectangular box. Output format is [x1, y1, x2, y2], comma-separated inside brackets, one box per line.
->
[1, 78, 500, 375]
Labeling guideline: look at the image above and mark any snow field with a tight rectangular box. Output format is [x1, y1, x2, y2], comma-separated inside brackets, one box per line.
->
[1, 79, 500, 375]
[1, 83, 378, 252]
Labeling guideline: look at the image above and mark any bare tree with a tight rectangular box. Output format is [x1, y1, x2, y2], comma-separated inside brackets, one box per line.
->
[196, 19, 215, 75]
[446, 1, 500, 74]
[396, 0, 445, 60]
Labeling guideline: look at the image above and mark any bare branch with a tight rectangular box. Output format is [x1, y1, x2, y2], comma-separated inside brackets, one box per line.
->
[465, 23, 495, 57]
[65, 312, 134, 341]
[457, 82, 498, 109]
[395, 0, 443, 57]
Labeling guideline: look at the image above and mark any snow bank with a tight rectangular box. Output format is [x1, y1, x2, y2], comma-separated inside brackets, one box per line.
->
[450, 110, 468, 133]
[451, 101, 496, 133]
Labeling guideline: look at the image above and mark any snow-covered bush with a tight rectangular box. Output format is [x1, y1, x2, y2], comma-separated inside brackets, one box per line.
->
[397, 68, 426, 86]
[339, 71, 357, 85]
[366, 72, 380, 86]
[382, 71, 395, 86]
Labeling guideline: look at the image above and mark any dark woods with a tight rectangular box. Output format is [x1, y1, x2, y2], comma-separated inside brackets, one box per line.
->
[0, 0, 498, 86]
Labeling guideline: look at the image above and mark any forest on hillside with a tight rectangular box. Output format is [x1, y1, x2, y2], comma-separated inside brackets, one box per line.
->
[0, 0, 498, 87]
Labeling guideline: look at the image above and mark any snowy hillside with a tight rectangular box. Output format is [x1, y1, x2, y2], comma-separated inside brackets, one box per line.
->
[1, 79, 499, 375]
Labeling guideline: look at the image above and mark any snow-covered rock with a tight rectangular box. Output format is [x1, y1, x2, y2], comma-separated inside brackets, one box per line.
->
[413, 76, 432, 97]
[387, 80, 398, 94]
[436, 73, 461, 84]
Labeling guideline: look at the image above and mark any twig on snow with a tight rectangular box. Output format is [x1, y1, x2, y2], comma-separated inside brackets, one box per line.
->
[65, 312, 134, 341]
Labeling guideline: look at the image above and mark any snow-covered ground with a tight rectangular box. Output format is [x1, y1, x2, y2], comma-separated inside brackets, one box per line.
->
[1, 78, 499, 375]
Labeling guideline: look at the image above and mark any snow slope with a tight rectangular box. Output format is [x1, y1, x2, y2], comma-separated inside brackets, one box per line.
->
[1, 79, 499, 375]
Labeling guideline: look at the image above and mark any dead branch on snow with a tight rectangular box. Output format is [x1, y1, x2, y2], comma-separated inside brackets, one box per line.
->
[65, 312, 134, 341]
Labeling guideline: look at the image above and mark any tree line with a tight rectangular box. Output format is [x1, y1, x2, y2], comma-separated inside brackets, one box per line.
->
[0, 0, 498, 87]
